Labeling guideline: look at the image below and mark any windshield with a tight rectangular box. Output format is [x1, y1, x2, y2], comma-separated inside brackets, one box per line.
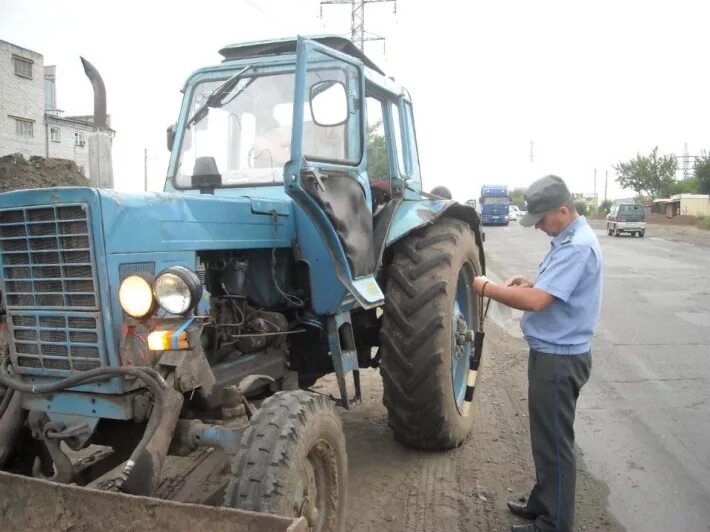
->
[174, 71, 294, 188]
[173, 64, 358, 189]
[482, 197, 510, 205]
[619, 204, 645, 221]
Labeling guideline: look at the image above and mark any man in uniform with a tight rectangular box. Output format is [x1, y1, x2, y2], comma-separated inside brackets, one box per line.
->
[473, 175, 602, 532]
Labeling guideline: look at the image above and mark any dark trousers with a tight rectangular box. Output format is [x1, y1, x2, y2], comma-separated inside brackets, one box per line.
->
[526, 349, 592, 532]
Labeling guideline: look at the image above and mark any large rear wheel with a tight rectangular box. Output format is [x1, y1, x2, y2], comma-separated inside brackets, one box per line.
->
[224, 390, 347, 531]
[380, 217, 481, 449]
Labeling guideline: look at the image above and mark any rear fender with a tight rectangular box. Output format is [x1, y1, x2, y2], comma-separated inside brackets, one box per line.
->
[383, 200, 485, 274]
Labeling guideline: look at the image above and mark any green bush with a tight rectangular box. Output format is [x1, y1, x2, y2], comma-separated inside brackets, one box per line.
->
[574, 201, 589, 216]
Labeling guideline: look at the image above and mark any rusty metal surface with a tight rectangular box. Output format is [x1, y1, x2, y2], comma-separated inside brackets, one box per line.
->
[0, 470, 307, 531]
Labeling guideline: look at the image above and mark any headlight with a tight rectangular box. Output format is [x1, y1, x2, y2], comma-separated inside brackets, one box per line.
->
[119, 274, 155, 319]
[153, 266, 202, 315]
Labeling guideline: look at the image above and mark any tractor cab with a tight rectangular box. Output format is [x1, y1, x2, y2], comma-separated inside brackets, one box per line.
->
[167, 36, 423, 309]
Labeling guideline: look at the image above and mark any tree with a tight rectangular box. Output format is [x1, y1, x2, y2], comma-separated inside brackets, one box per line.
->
[366, 122, 389, 181]
[613, 147, 677, 199]
[574, 201, 589, 216]
[668, 176, 700, 196]
[693, 152, 710, 195]
[598, 199, 612, 215]
[510, 187, 526, 209]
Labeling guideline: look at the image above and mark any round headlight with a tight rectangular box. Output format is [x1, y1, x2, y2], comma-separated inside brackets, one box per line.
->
[153, 266, 202, 315]
[119, 274, 155, 319]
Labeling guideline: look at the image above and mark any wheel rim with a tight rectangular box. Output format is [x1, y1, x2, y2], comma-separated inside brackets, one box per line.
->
[293, 440, 333, 531]
[451, 266, 473, 413]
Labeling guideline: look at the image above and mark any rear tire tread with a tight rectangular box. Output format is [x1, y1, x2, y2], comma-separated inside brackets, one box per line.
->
[380, 218, 480, 450]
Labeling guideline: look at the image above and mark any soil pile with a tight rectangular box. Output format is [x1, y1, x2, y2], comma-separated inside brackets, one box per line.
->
[0, 153, 89, 193]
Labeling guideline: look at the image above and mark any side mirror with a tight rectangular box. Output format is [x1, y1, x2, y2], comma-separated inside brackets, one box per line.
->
[309, 80, 348, 127]
[166, 124, 176, 151]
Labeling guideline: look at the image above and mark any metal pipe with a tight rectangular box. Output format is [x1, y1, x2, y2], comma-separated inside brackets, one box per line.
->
[172, 420, 244, 456]
[0, 391, 25, 467]
[118, 388, 184, 496]
[79, 57, 107, 130]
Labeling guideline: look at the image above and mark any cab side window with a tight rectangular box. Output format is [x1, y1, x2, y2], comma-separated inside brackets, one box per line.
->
[366, 96, 391, 193]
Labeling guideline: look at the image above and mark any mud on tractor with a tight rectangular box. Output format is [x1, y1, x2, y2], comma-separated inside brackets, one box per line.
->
[0, 36, 485, 530]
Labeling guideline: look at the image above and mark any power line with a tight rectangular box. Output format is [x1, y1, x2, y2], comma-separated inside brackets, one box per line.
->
[320, 0, 397, 52]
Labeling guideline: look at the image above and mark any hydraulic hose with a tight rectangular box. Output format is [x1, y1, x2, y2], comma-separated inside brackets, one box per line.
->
[0, 357, 168, 491]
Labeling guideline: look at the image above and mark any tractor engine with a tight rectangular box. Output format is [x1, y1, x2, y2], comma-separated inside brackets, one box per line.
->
[200, 252, 290, 365]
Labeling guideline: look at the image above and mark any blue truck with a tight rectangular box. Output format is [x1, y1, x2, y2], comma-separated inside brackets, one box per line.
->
[479, 184, 510, 225]
[0, 36, 487, 529]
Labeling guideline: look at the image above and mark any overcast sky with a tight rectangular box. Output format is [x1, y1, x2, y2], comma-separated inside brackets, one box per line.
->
[2, 0, 708, 201]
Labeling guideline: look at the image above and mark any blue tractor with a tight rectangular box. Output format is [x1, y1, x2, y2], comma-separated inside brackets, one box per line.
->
[0, 36, 485, 529]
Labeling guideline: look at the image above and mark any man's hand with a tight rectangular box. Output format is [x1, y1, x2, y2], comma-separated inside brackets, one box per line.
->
[505, 275, 533, 288]
[473, 275, 490, 296]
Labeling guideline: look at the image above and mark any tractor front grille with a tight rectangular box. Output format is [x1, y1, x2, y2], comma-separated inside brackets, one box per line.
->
[0, 203, 106, 375]
[0, 205, 98, 309]
[9, 312, 104, 371]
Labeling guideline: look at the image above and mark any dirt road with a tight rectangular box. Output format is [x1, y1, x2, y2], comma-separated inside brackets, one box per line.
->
[314, 322, 623, 531]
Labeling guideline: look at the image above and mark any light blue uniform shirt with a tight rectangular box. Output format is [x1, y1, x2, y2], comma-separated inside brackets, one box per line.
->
[521, 216, 603, 355]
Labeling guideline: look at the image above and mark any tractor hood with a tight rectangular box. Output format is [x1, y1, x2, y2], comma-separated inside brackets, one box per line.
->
[0, 187, 296, 254]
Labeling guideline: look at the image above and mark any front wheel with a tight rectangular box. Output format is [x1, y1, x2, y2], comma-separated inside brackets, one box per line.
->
[224, 391, 347, 531]
[639, 230, 645, 238]
[380, 217, 481, 450]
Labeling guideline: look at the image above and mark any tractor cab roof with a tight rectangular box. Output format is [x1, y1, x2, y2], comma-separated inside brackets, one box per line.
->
[218, 35, 386, 76]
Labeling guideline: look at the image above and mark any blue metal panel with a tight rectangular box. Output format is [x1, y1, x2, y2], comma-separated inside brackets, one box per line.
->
[21, 390, 137, 420]
[292, 208, 347, 315]
[97, 190, 294, 254]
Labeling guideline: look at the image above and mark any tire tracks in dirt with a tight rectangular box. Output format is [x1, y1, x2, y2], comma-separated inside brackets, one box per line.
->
[314, 320, 624, 531]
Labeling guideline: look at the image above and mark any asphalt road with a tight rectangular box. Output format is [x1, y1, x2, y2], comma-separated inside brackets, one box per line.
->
[482, 219, 710, 532]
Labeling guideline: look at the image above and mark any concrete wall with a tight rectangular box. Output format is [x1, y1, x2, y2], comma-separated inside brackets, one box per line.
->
[680, 197, 710, 217]
[45, 116, 94, 175]
[0, 40, 46, 158]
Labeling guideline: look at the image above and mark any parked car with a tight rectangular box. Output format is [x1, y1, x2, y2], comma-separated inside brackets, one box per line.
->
[508, 205, 521, 222]
[606, 203, 646, 237]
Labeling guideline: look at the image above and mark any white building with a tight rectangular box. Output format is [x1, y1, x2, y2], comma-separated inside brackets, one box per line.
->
[0, 39, 114, 174]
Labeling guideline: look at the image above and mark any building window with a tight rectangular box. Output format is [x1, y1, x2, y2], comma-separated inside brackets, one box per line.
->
[15, 118, 33, 137]
[50, 127, 61, 142]
[13, 56, 33, 79]
[75, 132, 86, 147]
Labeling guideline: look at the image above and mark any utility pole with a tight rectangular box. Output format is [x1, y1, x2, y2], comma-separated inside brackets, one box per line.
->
[604, 170, 608, 202]
[144, 148, 148, 192]
[320, 0, 397, 52]
[593, 168, 597, 195]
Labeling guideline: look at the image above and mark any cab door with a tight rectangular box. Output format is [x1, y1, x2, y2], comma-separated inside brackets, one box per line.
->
[284, 37, 383, 309]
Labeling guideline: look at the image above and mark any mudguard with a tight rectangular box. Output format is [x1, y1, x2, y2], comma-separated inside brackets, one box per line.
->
[383, 199, 486, 275]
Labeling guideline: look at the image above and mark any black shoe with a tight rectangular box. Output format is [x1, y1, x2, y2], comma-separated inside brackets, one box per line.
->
[511, 525, 538, 532]
[507, 500, 538, 520]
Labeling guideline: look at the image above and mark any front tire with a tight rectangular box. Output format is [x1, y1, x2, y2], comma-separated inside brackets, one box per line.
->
[380, 217, 481, 449]
[224, 391, 347, 531]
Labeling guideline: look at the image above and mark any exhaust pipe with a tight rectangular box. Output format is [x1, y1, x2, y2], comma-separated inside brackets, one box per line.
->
[80, 56, 113, 188]
[80, 57, 107, 131]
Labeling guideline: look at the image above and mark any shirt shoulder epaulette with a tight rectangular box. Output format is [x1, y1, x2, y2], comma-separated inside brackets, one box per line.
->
[560, 229, 575, 246]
